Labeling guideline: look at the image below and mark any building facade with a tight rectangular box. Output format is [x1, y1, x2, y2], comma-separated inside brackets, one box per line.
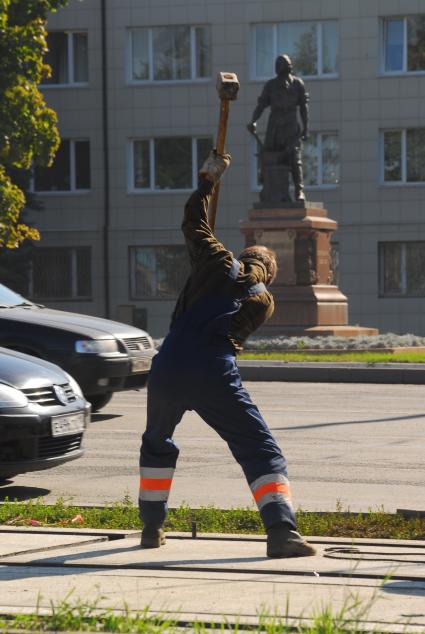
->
[26, 0, 425, 337]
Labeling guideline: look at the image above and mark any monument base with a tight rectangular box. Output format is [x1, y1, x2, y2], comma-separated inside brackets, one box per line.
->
[240, 204, 379, 337]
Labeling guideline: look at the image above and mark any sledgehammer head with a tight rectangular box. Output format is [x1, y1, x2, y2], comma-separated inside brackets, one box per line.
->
[216, 72, 240, 101]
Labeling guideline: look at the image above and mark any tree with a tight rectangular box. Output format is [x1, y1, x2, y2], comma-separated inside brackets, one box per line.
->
[0, 0, 70, 248]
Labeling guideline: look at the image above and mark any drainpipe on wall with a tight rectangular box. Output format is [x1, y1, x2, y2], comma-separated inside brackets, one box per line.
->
[101, 0, 110, 318]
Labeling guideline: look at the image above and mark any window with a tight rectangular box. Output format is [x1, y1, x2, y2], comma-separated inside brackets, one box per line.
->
[131, 136, 212, 191]
[130, 25, 211, 81]
[382, 128, 425, 184]
[383, 16, 425, 73]
[303, 132, 340, 186]
[130, 246, 190, 299]
[34, 139, 91, 192]
[253, 132, 340, 189]
[28, 247, 91, 300]
[42, 31, 88, 85]
[379, 242, 425, 297]
[253, 21, 338, 78]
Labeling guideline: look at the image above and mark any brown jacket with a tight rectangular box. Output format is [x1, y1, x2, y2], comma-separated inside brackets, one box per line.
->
[171, 180, 274, 353]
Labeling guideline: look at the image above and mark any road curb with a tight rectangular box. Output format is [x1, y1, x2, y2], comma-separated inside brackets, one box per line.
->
[238, 360, 425, 383]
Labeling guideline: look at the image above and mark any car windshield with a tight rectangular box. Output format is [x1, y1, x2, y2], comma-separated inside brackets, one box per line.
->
[0, 283, 34, 307]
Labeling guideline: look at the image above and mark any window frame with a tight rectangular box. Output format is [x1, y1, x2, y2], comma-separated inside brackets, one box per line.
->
[378, 241, 425, 298]
[127, 25, 211, 84]
[381, 15, 425, 76]
[41, 30, 89, 88]
[27, 246, 92, 302]
[251, 131, 340, 192]
[31, 138, 91, 195]
[129, 245, 189, 300]
[251, 21, 339, 80]
[128, 136, 212, 193]
[380, 128, 425, 186]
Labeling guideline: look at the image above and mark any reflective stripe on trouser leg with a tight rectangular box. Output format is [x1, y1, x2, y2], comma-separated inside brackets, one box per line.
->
[249, 473, 294, 528]
[139, 467, 174, 502]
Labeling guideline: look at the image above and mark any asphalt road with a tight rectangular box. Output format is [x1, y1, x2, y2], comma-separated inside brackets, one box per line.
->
[2, 382, 425, 513]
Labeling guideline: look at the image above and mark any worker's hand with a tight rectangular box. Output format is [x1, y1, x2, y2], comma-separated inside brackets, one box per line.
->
[301, 128, 310, 141]
[199, 150, 231, 184]
[247, 122, 257, 134]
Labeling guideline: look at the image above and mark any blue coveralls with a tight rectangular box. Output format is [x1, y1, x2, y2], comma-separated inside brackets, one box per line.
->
[139, 258, 296, 532]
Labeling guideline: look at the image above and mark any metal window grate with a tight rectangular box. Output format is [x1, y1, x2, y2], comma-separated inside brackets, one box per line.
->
[28, 246, 91, 300]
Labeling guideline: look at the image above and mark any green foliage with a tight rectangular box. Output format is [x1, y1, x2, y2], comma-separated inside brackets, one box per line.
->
[241, 350, 425, 363]
[1, 498, 424, 539]
[0, 0, 71, 247]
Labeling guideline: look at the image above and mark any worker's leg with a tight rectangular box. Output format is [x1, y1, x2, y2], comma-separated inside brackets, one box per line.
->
[139, 379, 185, 531]
[192, 364, 296, 530]
[291, 146, 305, 201]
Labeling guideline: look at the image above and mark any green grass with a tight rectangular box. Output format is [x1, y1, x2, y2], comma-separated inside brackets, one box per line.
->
[240, 350, 425, 363]
[0, 591, 402, 633]
[1, 498, 424, 540]
[0, 596, 176, 633]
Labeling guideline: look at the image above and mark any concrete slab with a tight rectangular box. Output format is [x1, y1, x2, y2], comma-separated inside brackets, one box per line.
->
[2, 535, 425, 581]
[0, 532, 424, 631]
[0, 532, 107, 558]
[0, 561, 424, 632]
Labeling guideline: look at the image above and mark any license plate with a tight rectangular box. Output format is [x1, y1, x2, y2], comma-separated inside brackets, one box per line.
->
[131, 358, 149, 373]
[51, 412, 86, 437]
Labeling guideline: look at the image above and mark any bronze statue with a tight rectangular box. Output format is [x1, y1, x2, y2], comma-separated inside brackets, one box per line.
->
[247, 55, 309, 203]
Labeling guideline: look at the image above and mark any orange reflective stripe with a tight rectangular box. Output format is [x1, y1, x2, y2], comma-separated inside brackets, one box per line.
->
[140, 478, 172, 491]
[253, 482, 291, 502]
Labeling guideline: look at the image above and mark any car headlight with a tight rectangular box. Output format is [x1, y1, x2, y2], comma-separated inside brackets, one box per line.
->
[0, 384, 28, 408]
[75, 339, 118, 354]
[64, 372, 84, 399]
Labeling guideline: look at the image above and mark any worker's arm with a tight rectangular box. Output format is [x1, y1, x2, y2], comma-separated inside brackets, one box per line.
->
[182, 152, 231, 266]
[230, 293, 275, 353]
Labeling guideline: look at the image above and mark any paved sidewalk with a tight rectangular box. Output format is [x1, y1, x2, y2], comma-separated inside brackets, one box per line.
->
[0, 527, 424, 632]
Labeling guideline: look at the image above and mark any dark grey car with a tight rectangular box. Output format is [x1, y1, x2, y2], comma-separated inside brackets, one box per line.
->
[0, 347, 90, 480]
[0, 283, 156, 411]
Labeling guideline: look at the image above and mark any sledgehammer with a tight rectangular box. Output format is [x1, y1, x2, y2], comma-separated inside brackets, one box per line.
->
[209, 72, 240, 231]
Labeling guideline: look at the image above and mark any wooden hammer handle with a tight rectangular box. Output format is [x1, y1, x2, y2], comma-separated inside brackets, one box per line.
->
[209, 99, 230, 231]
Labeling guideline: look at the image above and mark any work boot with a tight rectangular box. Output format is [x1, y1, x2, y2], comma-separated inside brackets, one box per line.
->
[140, 527, 166, 549]
[266, 523, 317, 558]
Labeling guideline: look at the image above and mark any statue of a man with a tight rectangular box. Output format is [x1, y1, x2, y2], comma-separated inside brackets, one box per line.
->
[247, 54, 309, 202]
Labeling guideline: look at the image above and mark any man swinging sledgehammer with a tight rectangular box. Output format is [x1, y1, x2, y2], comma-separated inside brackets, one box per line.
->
[137, 150, 316, 558]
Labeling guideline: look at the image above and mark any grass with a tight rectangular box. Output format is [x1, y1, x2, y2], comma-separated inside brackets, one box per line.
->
[0, 596, 176, 633]
[240, 350, 425, 363]
[0, 591, 400, 633]
[1, 497, 424, 540]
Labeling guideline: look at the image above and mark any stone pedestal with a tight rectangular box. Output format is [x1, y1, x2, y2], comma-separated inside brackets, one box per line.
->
[240, 202, 378, 337]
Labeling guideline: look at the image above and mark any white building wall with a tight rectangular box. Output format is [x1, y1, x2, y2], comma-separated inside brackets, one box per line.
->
[30, 0, 425, 337]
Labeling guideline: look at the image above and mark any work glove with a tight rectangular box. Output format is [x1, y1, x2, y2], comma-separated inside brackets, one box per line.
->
[199, 150, 231, 184]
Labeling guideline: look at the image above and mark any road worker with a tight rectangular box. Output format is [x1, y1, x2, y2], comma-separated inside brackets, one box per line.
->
[138, 151, 316, 558]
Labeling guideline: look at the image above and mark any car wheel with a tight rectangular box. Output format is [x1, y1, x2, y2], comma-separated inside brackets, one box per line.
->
[86, 393, 113, 412]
